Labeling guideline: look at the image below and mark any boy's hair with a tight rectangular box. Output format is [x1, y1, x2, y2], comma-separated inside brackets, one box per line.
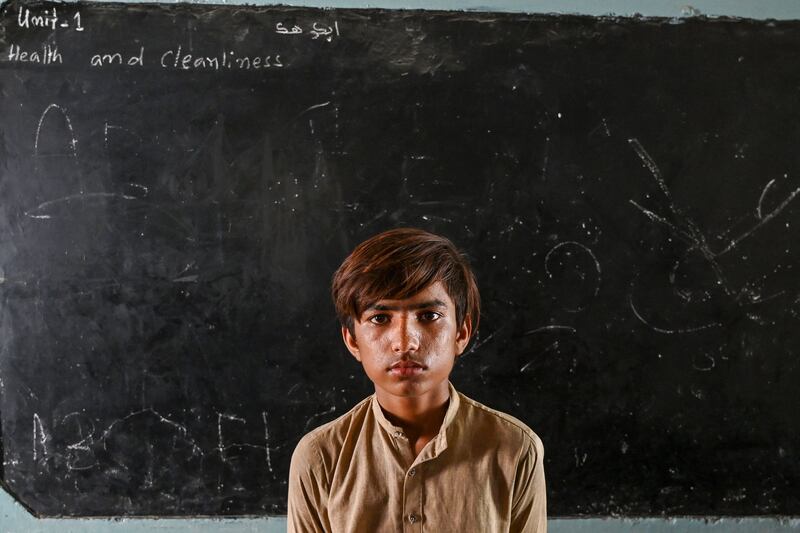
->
[332, 228, 481, 337]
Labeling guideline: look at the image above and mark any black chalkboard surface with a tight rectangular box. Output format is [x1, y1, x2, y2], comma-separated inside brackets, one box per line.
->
[1, 0, 799, 517]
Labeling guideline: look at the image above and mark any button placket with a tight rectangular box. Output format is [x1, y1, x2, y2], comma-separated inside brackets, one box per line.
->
[403, 462, 423, 530]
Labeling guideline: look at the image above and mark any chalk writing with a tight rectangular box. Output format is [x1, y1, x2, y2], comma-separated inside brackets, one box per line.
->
[216, 412, 274, 471]
[160, 46, 284, 71]
[7, 43, 62, 64]
[275, 20, 340, 41]
[100, 408, 203, 457]
[61, 412, 98, 471]
[90, 47, 144, 67]
[17, 6, 57, 30]
[276, 22, 303, 35]
[217, 412, 246, 462]
[16, 7, 84, 32]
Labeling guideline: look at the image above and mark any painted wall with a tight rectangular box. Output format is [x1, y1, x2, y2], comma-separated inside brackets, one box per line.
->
[2, 0, 799, 531]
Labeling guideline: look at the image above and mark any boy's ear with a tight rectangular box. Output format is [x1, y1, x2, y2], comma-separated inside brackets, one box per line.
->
[342, 325, 361, 362]
[454, 316, 473, 357]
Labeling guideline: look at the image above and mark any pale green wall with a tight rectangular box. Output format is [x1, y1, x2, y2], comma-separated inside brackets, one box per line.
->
[2, 0, 799, 531]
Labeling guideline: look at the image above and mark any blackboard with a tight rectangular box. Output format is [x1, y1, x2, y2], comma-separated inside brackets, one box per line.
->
[1, 0, 799, 517]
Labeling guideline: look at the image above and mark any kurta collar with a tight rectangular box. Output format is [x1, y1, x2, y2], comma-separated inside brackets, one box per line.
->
[371, 382, 461, 457]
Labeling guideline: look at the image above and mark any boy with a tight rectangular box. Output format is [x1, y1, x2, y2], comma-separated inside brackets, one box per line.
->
[288, 228, 546, 532]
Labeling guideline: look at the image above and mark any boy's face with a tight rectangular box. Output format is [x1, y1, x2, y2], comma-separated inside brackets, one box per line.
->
[342, 281, 472, 402]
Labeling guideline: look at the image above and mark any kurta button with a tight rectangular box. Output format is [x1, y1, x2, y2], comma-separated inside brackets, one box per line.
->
[408, 468, 416, 477]
[394, 431, 403, 438]
[408, 513, 419, 523]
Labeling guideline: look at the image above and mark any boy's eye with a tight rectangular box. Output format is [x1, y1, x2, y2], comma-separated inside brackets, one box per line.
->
[418, 311, 441, 322]
[369, 314, 390, 325]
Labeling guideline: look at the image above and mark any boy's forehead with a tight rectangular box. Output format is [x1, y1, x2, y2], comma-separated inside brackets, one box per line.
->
[362, 281, 455, 310]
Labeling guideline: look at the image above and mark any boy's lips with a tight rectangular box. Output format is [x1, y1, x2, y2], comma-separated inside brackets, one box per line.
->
[388, 360, 425, 375]
[390, 360, 424, 369]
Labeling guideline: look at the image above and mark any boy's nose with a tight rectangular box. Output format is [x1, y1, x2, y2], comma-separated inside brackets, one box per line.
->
[391, 318, 420, 354]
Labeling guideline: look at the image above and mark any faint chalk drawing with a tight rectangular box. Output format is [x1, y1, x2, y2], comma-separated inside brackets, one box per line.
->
[304, 405, 336, 432]
[519, 326, 577, 373]
[544, 241, 602, 313]
[628, 294, 720, 334]
[627, 138, 799, 334]
[35, 104, 78, 157]
[757, 179, 777, 220]
[463, 329, 497, 356]
[24, 192, 137, 220]
[262, 411, 274, 474]
[104, 122, 143, 148]
[101, 408, 203, 456]
[523, 325, 577, 335]
[32, 413, 49, 461]
[61, 411, 98, 471]
[691, 352, 716, 372]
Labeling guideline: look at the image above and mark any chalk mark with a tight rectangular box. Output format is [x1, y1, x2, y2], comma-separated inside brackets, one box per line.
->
[629, 293, 721, 334]
[463, 329, 497, 356]
[627, 140, 741, 299]
[32, 413, 49, 461]
[298, 101, 331, 118]
[104, 123, 144, 148]
[757, 179, 777, 220]
[217, 412, 245, 461]
[692, 352, 716, 372]
[629, 141, 800, 261]
[629, 200, 692, 243]
[520, 340, 562, 373]
[35, 104, 77, 157]
[541, 136, 550, 180]
[304, 406, 336, 432]
[717, 186, 800, 257]
[61, 412, 98, 471]
[523, 325, 577, 336]
[25, 192, 136, 219]
[101, 408, 203, 456]
[544, 241, 602, 312]
[262, 411, 274, 474]
[628, 138, 673, 205]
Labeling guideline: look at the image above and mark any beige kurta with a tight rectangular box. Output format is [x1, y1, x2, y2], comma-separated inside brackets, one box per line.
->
[288, 382, 546, 532]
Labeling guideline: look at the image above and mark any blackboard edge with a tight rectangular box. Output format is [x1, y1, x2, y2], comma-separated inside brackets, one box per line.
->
[0, 0, 791, 25]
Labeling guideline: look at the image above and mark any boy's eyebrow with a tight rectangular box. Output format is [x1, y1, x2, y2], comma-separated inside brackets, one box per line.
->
[366, 299, 448, 312]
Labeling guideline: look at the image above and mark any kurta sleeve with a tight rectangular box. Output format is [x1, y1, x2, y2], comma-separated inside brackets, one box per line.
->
[509, 433, 547, 533]
[287, 434, 330, 533]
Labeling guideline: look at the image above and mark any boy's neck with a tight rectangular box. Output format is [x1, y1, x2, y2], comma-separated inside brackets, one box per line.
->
[376, 384, 451, 441]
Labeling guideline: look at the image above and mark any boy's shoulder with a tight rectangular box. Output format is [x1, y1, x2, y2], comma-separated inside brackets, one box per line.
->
[456, 390, 544, 452]
[292, 395, 373, 459]
[292, 387, 544, 464]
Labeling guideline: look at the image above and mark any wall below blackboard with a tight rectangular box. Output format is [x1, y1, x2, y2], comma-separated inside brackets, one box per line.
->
[2, 490, 800, 533]
[2, 0, 799, 531]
